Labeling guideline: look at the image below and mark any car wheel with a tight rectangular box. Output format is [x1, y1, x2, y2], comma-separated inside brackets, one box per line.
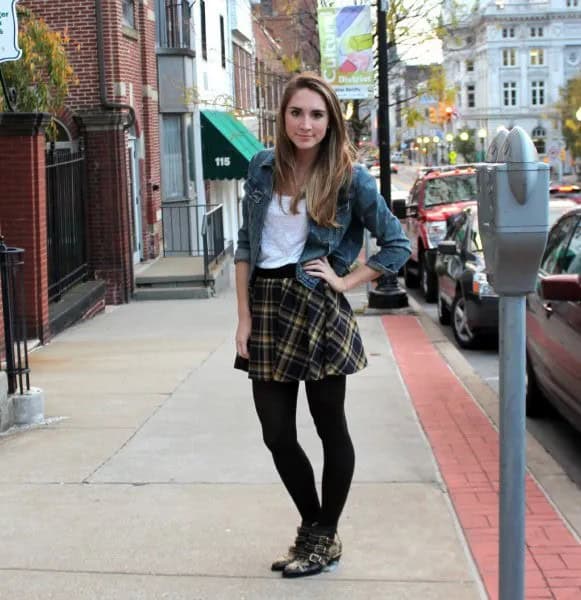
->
[525, 356, 549, 418]
[451, 294, 480, 349]
[419, 254, 438, 303]
[404, 261, 419, 288]
[438, 294, 451, 325]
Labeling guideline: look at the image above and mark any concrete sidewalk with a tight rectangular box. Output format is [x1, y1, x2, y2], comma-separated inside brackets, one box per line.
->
[0, 287, 485, 600]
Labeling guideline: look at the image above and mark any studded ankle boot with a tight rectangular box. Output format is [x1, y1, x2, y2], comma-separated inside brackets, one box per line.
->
[271, 524, 314, 571]
[281, 530, 342, 578]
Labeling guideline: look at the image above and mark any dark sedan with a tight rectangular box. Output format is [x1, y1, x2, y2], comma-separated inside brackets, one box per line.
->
[526, 207, 581, 432]
[435, 203, 498, 349]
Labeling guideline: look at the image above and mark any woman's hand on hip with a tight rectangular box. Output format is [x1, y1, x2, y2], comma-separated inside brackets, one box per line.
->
[303, 257, 347, 293]
[236, 313, 252, 359]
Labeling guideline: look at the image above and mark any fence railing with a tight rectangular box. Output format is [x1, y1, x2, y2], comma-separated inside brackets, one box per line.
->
[0, 239, 30, 395]
[201, 204, 227, 284]
[157, 0, 191, 48]
[46, 148, 88, 303]
[161, 203, 228, 284]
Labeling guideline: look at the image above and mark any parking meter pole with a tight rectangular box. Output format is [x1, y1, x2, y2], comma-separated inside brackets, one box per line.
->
[499, 295, 527, 600]
[478, 126, 550, 600]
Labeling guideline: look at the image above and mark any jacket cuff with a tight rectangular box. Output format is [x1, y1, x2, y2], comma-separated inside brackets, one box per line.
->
[366, 256, 396, 275]
[234, 248, 250, 264]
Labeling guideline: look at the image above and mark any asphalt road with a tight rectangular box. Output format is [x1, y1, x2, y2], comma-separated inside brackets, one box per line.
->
[390, 165, 581, 489]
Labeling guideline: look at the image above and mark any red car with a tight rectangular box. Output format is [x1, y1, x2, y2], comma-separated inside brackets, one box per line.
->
[526, 207, 581, 432]
[403, 165, 477, 301]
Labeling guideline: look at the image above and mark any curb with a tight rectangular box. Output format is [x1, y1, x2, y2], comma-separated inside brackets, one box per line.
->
[407, 294, 581, 543]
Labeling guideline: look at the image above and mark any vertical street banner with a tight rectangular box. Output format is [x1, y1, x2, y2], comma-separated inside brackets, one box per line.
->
[318, 5, 374, 100]
[0, 0, 21, 64]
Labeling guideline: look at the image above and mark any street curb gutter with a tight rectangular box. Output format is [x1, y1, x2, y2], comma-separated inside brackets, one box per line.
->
[409, 295, 581, 542]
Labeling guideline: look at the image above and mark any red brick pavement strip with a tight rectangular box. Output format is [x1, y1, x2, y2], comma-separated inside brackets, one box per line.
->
[381, 315, 581, 600]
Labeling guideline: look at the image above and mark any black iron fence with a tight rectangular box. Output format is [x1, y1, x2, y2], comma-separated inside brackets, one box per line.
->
[161, 203, 228, 284]
[46, 148, 88, 303]
[201, 204, 226, 283]
[0, 239, 30, 395]
[156, 0, 191, 48]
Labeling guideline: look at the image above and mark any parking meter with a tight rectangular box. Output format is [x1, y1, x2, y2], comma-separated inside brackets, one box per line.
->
[477, 126, 550, 295]
[477, 126, 551, 600]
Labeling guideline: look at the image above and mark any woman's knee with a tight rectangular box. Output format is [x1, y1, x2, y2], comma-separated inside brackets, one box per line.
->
[261, 426, 298, 455]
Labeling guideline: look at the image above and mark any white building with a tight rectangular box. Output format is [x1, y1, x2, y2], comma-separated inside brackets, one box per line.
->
[156, 0, 261, 258]
[442, 0, 581, 172]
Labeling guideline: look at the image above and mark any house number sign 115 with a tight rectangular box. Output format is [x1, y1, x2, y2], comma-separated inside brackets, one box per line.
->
[0, 0, 21, 64]
[215, 156, 231, 167]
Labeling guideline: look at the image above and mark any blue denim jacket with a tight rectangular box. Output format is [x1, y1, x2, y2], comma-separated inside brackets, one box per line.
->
[234, 149, 411, 290]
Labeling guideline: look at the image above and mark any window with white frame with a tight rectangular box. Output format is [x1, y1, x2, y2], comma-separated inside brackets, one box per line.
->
[466, 60, 474, 72]
[502, 48, 517, 66]
[530, 27, 544, 37]
[529, 48, 544, 66]
[161, 115, 185, 200]
[503, 81, 517, 106]
[467, 84, 475, 107]
[566, 0, 578, 6]
[531, 81, 545, 106]
[502, 26, 515, 38]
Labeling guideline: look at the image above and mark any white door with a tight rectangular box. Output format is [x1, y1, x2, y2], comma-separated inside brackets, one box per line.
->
[128, 138, 142, 264]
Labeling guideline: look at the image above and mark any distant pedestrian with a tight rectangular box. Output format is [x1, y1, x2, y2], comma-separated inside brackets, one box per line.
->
[234, 72, 411, 578]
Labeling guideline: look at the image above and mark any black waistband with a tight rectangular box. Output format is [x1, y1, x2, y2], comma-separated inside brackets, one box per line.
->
[254, 263, 297, 279]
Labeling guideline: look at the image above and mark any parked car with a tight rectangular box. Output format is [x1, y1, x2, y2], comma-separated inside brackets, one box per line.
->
[435, 203, 498, 348]
[526, 207, 581, 432]
[391, 151, 405, 164]
[549, 183, 581, 204]
[435, 200, 580, 350]
[403, 165, 478, 302]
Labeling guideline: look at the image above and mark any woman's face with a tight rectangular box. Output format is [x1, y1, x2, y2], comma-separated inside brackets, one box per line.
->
[284, 88, 330, 155]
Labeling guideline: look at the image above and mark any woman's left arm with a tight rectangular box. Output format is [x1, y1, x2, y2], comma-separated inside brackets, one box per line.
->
[303, 257, 381, 293]
[352, 168, 411, 276]
[304, 169, 411, 293]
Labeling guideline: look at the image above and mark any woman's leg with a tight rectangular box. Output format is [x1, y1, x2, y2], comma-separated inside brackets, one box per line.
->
[305, 375, 354, 533]
[253, 380, 321, 524]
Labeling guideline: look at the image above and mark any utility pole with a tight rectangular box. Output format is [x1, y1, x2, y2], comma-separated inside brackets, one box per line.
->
[368, 0, 408, 309]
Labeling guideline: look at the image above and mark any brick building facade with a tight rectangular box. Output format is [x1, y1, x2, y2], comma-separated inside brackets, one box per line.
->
[22, 0, 162, 304]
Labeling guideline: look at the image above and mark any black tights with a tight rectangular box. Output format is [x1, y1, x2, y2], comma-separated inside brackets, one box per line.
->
[252, 375, 355, 532]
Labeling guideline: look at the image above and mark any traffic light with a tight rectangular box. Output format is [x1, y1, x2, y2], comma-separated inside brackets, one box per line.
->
[429, 107, 437, 123]
[437, 102, 454, 123]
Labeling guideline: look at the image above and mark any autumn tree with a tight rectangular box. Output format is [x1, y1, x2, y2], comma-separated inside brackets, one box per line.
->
[0, 7, 77, 136]
[556, 74, 581, 165]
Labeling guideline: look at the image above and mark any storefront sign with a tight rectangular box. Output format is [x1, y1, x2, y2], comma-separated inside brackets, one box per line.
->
[0, 0, 21, 64]
[318, 5, 374, 100]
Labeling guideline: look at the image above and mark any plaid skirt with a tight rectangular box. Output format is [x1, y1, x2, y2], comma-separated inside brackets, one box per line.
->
[234, 265, 368, 382]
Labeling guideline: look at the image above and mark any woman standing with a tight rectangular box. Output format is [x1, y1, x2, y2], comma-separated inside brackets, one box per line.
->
[234, 72, 411, 578]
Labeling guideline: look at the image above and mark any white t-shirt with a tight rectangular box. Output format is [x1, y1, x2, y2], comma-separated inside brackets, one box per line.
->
[257, 193, 308, 268]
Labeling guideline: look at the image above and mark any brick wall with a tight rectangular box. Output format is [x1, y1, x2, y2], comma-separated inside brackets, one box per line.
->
[0, 115, 51, 342]
[252, 8, 289, 146]
[23, 0, 162, 302]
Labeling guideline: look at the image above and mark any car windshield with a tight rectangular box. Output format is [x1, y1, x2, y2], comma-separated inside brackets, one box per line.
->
[424, 175, 477, 207]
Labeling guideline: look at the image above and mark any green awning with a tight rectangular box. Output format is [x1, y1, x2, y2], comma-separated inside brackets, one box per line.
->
[201, 110, 264, 180]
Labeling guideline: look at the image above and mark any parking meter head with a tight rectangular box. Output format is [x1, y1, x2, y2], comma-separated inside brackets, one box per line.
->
[485, 127, 510, 162]
[498, 126, 539, 205]
[477, 152, 550, 295]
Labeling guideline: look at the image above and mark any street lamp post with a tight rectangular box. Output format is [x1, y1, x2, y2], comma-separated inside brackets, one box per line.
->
[478, 128, 488, 161]
[432, 136, 440, 164]
[367, 0, 408, 309]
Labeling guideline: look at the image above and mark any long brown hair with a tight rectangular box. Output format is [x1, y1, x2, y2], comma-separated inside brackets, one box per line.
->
[274, 72, 355, 226]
